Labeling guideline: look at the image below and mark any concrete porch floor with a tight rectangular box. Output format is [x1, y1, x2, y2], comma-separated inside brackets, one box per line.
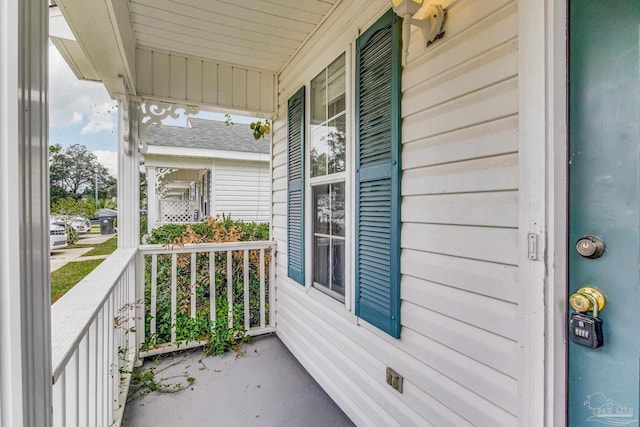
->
[122, 335, 354, 427]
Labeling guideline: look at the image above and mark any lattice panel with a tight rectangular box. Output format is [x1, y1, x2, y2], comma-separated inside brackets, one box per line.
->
[160, 200, 199, 223]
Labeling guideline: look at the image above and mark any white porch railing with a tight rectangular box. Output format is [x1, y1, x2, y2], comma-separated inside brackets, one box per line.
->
[137, 241, 276, 357]
[51, 248, 138, 427]
[49, 241, 275, 426]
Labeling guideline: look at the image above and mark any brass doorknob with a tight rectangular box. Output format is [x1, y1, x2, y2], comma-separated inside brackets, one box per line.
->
[569, 286, 606, 313]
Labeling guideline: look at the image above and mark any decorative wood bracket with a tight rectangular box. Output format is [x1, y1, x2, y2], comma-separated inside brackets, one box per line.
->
[139, 100, 200, 154]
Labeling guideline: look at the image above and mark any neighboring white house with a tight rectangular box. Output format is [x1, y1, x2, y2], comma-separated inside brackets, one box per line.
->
[144, 118, 270, 232]
[3, 1, 638, 426]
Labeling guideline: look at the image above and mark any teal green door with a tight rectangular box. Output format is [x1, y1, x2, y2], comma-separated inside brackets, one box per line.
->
[569, 1, 640, 425]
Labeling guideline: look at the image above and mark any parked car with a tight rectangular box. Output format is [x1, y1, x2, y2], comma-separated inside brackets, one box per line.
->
[70, 216, 91, 234]
[49, 223, 68, 251]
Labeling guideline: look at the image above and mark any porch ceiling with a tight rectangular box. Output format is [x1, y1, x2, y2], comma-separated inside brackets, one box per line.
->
[53, 0, 340, 114]
[129, 0, 339, 73]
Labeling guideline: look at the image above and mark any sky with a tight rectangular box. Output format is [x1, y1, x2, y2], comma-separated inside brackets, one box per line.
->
[49, 43, 256, 178]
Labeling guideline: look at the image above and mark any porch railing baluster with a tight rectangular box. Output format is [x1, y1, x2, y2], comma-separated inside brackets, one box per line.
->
[98, 306, 105, 426]
[107, 295, 114, 425]
[52, 371, 65, 427]
[66, 350, 79, 427]
[209, 251, 216, 324]
[90, 322, 98, 427]
[150, 254, 157, 334]
[171, 253, 177, 343]
[191, 252, 197, 319]
[227, 250, 233, 329]
[269, 248, 275, 328]
[260, 248, 265, 329]
[244, 249, 250, 330]
[79, 334, 89, 426]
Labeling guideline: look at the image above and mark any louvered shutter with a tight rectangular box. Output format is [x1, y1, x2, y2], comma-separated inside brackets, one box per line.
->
[355, 10, 402, 338]
[287, 87, 305, 285]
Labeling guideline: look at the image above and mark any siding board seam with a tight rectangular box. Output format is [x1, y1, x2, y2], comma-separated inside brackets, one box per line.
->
[400, 271, 518, 305]
[402, 299, 518, 345]
[403, 75, 519, 122]
[398, 248, 519, 268]
[402, 221, 518, 231]
[401, 151, 519, 171]
[402, 112, 519, 145]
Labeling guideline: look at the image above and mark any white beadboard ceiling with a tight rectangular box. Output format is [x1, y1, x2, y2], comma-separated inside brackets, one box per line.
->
[129, 0, 340, 73]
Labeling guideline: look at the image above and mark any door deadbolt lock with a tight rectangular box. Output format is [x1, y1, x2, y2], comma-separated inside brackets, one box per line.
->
[576, 235, 605, 259]
[569, 286, 606, 313]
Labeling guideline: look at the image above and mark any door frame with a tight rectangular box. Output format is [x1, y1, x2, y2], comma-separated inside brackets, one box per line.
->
[518, 0, 569, 425]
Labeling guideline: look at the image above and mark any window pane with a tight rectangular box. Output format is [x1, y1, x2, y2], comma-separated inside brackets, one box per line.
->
[313, 236, 330, 287]
[330, 182, 345, 237]
[327, 115, 346, 174]
[332, 239, 345, 296]
[313, 184, 330, 235]
[327, 54, 346, 118]
[310, 125, 328, 177]
[310, 70, 327, 125]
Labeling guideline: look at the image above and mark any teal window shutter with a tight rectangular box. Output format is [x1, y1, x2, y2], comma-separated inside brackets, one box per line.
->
[355, 10, 402, 338]
[287, 87, 306, 285]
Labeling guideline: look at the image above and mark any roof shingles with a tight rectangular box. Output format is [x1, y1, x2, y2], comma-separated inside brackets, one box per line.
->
[147, 118, 270, 154]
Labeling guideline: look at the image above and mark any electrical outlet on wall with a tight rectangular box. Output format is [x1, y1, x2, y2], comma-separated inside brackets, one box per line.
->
[386, 367, 403, 393]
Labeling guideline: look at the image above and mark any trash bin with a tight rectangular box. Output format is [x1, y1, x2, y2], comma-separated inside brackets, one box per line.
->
[99, 217, 115, 235]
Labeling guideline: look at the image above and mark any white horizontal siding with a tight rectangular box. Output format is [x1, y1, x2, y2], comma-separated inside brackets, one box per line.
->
[272, 0, 520, 425]
[213, 159, 270, 222]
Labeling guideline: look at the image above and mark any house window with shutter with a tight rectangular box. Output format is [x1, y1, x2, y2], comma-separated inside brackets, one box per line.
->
[354, 10, 402, 338]
[287, 87, 305, 285]
[285, 10, 401, 337]
[310, 53, 347, 301]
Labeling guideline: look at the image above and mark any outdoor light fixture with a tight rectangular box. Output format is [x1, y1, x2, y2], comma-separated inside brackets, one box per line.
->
[391, 0, 446, 64]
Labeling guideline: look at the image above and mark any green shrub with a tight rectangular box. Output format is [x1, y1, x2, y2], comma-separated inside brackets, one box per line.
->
[141, 216, 270, 356]
[139, 216, 148, 243]
[146, 215, 268, 245]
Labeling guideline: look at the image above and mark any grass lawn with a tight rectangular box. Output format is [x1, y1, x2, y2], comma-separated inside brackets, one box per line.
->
[82, 236, 117, 256]
[65, 242, 95, 249]
[51, 259, 106, 303]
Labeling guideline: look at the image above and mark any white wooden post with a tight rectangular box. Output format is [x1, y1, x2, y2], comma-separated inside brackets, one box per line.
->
[146, 166, 157, 233]
[117, 98, 141, 250]
[0, 0, 52, 425]
[117, 98, 141, 367]
[210, 159, 216, 217]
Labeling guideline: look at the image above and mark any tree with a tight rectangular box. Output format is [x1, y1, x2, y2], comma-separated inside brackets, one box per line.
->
[51, 197, 96, 218]
[49, 144, 69, 204]
[82, 175, 117, 201]
[49, 143, 115, 205]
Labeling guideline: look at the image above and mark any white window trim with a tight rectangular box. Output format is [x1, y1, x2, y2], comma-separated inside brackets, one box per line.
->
[304, 46, 355, 316]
